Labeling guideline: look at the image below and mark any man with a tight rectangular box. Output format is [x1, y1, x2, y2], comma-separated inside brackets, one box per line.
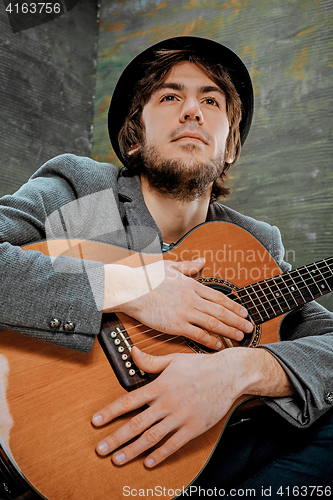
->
[1, 37, 332, 494]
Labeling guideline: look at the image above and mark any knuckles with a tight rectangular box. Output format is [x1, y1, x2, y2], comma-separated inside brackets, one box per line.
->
[121, 393, 134, 410]
[205, 315, 220, 332]
[107, 433, 121, 450]
[165, 436, 181, 454]
[145, 427, 160, 445]
[129, 413, 145, 432]
[216, 305, 227, 320]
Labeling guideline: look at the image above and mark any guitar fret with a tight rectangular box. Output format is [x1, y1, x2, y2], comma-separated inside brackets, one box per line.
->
[239, 284, 271, 321]
[287, 271, 308, 305]
[314, 262, 331, 294]
[244, 286, 264, 322]
[325, 257, 333, 284]
[255, 282, 278, 318]
[250, 284, 271, 321]
[239, 256, 333, 325]
[294, 270, 315, 302]
[326, 272, 333, 290]
[256, 280, 284, 316]
[275, 274, 297, 312]
[239, 287, 265, 323]
[300, 263, 322, 298]
[268, 276, 291, 313]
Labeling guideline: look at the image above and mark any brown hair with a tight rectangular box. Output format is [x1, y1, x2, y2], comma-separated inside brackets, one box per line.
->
[118, 49, 243, 199]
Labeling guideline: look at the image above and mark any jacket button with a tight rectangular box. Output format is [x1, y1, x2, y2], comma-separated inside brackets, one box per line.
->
[325, 393, 333, 405]
[64, 321, 75, 332]
[50, 318, 61, 328]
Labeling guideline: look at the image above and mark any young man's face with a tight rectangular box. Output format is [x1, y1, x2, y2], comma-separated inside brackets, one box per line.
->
[141, 61, 231, 167]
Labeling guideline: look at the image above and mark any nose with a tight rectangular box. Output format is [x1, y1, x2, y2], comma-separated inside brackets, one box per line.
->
[180, 98, 203, 125]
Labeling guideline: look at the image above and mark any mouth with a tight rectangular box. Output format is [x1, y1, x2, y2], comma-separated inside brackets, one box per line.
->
[171, 132, 208, 145]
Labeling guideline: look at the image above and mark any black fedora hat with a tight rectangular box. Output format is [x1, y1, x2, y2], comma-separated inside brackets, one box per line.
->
[108, 36, 254, 165]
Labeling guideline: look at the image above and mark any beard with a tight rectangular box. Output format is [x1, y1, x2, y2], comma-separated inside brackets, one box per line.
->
[140, 139, 225, 203]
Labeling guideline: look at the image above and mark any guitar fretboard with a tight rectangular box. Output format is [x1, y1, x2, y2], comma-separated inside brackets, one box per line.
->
[237, 257, 333, 324]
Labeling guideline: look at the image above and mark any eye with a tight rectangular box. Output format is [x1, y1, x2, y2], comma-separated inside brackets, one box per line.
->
[203, 97, 219, 106]
[160, 94, 178, 102]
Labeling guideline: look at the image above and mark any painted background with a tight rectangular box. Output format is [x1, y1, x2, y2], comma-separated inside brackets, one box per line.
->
[1, 0, 332, 310]
[92, 0, 333, 310]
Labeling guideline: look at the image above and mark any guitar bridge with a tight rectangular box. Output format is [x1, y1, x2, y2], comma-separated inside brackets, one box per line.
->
[99, 313, 151, 391]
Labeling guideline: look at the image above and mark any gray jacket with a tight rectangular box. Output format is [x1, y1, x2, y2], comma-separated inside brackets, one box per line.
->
[1, 154, 332, 428]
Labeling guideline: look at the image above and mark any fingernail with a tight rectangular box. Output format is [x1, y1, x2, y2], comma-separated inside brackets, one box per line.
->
[246, 322, 253, 332]
[145, 458, 155, 467]
[241, 307, 248, 317]
[216, 341, 222, 349]
[97, 440, 109, 453]
[114, 451, 126, 464]
[92, 413, 103, 425]
[236, 331, 244, 341]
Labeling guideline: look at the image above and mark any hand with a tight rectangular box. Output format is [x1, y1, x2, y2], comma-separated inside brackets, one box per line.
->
[92, 347, 293, 467]
[104, 258, 253, 350]
[92, 346, 241, 467]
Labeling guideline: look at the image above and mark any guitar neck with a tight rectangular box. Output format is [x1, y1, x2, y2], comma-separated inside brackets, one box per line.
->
[237, 257, 333, 324]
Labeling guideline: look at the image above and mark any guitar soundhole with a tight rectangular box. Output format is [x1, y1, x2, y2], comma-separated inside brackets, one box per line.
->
[206, 283, 253, 347]
[185, 278, 260, 352]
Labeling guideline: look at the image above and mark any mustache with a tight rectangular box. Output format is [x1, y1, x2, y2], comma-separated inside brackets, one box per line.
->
[168, 123, 213, 144]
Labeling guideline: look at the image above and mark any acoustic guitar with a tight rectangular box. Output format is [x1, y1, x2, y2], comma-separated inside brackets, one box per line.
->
[0, 222, 332, 500]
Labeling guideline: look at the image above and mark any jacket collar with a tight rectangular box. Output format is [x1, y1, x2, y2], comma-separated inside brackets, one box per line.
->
[117, 174, 164, 251]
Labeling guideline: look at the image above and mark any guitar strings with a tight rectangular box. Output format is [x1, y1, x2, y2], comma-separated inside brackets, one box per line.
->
[108, 283, 247, 350]
[227, 260, 333, 313]
[133, 334, 186, 352]
[108, 258, 333, 349]
[239, 264, 333, 317]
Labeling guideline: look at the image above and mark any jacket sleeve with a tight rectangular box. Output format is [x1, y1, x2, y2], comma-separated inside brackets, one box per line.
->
[0, 155, 109, 352]
[258, 226, 333, 427]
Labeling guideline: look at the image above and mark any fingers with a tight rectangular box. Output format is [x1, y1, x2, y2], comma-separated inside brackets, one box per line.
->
[172, 258, 248, 322]
[171, 257, 205, 276]
[92, 349, 191, 465]
[194, 279, 247, 318]
[112, 416, 174, 466]
[192, 282, 253, 339]
[114, 424, 192, 468]
[144, 428, 192, 468]
[94, 393, 195, 468]
[131, 346, 174, 373]
[95, 405, 163, 459]
[92, 378, 151, 428]
[171, 259, 253, 340]
[178, 323, 223, 350]
[96, 409, 192, 468]
[92, 349, 175, 427]
[188, 310, 252, 343]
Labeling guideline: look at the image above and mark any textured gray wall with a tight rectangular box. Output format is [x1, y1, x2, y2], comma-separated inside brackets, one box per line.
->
[0, 0, 99, 197]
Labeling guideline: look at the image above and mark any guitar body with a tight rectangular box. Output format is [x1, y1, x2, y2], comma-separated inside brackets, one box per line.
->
[0, 222, 285, 499]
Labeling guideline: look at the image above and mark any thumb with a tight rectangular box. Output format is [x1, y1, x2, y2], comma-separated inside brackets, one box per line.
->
[171, 257, 205, 277]
[131, 346, 174, 374]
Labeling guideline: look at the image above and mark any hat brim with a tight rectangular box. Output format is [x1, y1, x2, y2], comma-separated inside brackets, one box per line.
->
[108, 36, 254, 165]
